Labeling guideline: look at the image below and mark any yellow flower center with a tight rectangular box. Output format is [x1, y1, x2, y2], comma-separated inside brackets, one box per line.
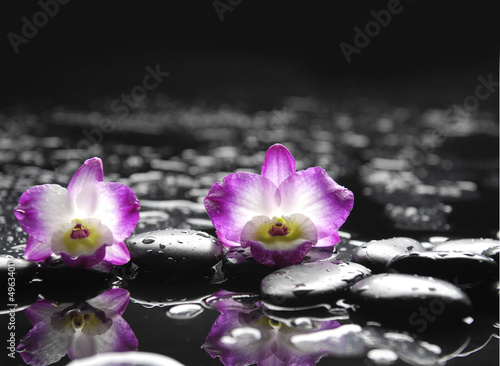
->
[254, 217, 305, 247]
[62, 219, 103, 256]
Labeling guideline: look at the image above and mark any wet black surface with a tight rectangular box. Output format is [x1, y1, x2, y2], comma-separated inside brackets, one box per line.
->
[0, 91, 498, 365]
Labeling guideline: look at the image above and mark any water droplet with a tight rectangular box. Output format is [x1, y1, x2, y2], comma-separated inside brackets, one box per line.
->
[220, 327, 262, 346]
[146, 250, 153, 255]
[291, 317, 315, 330]
[366, 349, 398, 365]
[159, 244, 166, 249]
[166, 304, 204, 320]
[196, 231, 211, 238]
[142, 237, 155, 244]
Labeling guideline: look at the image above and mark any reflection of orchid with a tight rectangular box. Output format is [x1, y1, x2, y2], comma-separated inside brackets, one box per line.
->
[17, 288, 138, 366]
[14, 158, 140, 268]
[203, 295, 340, 366]
[204, 144, 353, 267]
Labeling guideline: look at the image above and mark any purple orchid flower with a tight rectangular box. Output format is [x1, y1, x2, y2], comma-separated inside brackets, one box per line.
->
[14, 157, 140, 268]
[204, 144, 354, 267]
[17, 288, 138, 366]
[203, 294, 340, 366]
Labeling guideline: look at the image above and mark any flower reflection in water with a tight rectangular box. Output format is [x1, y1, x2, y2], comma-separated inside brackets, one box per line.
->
[17, 288, 138, 366]
[202, 292, 340, 366]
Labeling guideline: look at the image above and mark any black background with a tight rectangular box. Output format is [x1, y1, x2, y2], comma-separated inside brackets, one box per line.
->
[1, 1, 498, 110]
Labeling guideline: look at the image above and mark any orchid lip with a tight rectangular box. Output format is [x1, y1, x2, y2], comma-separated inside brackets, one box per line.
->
[241, 214, 318, 250]
[51, 218, 114, 258]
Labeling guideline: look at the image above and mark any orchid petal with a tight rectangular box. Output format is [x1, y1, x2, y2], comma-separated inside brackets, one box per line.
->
[87, 288, 130, 316]
[203, 310, 274, 365]
[60, 245, 107, 268]
[316, 232, 341, 247]
[91, 182, 140, 242]
[103, 240, 131, 265]
[67, 157, 104, 199]
[25, 300, 61, 325]
[17, 319, 73, 366]
[67, 314, 138, 359]
[14, 184, 73, 243]
[278, 167, 354, 239]
[261, 144, 296, 186]
[24, 236, 53, 262]
[248, 240, 314, 268]
[204, 172, 280, 246]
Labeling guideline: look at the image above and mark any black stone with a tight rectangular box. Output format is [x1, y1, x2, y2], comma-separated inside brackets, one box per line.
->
[348, 274, 472, 327]
[432, 238, 499, 258]
[126, 229, 224, 276]
[260, 261, 371, 308]
[223, 246, 339, 281]
[0, 256, 38, 283]
[351, 237, 425, 273]
[386, 251, 499, 287]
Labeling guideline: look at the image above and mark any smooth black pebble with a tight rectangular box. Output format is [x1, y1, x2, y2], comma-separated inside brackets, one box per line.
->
[349, 273, 472, 325]
[126, 229, 223, 276]
[0, 256, 38, 283]
[433, 238, 499, 261]
[260, 261, 371, 307]
[223, 246, 339, 280]
[351, 237, 425, 273]
[386, 251, 498, 287]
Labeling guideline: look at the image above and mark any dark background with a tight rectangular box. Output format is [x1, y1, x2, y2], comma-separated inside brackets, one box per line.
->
[1, 1, 498, 111]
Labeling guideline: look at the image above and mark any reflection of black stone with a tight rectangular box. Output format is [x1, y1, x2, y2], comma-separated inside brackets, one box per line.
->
[126, 229, 223, 276]
[126, 273, 221, 307]
[348, 274, 472, 330]
[261, 261, 371, 308]
[351, 237, 425, 273]
[37, 259, 112, 303]
[386, 251, 498, 288]
[0, 281, 39, 313]
[222, 246, 274, 280]
[457, 307, 500, 358]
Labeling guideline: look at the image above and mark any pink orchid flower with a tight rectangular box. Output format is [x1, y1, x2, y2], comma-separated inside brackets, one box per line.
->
[204, 144, 354, 268]
[17, 288, 138, 366]
[14, 158, 140, 268]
